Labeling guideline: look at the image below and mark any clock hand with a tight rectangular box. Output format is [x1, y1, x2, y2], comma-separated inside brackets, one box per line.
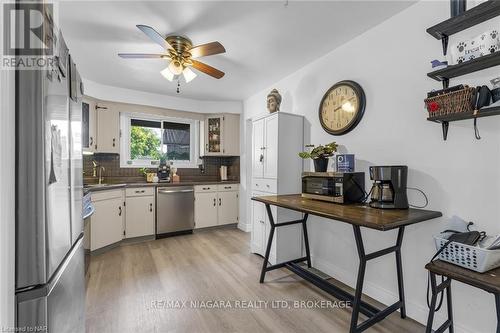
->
[333, 97, 356, 112]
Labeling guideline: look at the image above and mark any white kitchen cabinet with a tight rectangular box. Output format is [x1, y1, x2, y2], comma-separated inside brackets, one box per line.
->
[263, 115, 278, 179]
[194, 190, 218, 229]
[250, 112, 304, 264]
[82, 97, 96, 153]
[252, 119, 265, 178]
[203, 114, 239, 156]
[250, 191, 266, 255]
[90, 190, 124, 251]
[125, 187, 155, 238]
[194, 184, 239, 228]
[96, 103, 120, 154]
[217, 190, 238, 225]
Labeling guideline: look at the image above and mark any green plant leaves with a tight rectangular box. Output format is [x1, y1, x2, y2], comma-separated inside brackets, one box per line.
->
[298, 142, 338, 159]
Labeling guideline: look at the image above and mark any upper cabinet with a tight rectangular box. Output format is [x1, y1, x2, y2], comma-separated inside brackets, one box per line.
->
[82, 98, 97, 153]
[96, 103, 120, 154]
[202, 113, 240, 156]
[252, 113, 300, 180]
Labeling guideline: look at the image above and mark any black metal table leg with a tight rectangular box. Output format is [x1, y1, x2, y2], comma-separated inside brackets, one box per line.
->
[302, 213, 311, 268]
[426, 272, 439, 333]
[395, 227, 406, 318]
[447, 283, 454, 333]
[426, 272, 453, 333]
[260, 204, 276, 283]
[495, 294, 500, 333]
[350, 225, 367, 333]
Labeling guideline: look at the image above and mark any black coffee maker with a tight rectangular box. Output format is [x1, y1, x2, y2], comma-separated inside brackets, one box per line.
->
[369, 165, 409, 209]
[157, 161, 171, 182]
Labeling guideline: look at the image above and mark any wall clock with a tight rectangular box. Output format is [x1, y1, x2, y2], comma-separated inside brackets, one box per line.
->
[319, 80, 366, 135]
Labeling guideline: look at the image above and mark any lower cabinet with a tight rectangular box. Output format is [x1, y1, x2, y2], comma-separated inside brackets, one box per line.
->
[90, 190, 124, 251]
[251, 189, 303, 265]
[194, 184, 239, 229]
[125, 187, 155, 238]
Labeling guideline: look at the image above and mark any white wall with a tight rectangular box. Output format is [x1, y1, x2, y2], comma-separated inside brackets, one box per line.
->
[0, 66, 16, 328]
[241, 2, 500, 332]
[84, 79, 243, 115]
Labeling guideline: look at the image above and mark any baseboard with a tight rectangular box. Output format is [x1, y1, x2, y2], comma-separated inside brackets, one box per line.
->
[311, 255, 474, 333]
[238, 222, 251, 232]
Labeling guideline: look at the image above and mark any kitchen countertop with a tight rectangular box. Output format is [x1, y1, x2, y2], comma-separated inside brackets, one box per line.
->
[84, 180, 240, 193]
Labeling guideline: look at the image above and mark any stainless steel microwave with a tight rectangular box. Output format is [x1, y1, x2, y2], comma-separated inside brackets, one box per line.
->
[301, 172, 365, 204]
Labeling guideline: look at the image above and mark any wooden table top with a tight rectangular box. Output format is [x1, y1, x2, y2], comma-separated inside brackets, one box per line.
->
[251, 194, 442, 231]
[426, 260, 500, 294]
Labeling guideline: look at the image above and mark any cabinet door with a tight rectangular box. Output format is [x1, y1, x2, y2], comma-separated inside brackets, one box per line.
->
[125, 196, 154, 238]
[90, 198, 123, 251]
[194, 192, 218, 229]
[96, 104, 119, 153]
[205, 116, 224, 155]
[218, 191, 238, 225]
[264, 115, 278, 179]
[222, 114, 240, 156]
[251, 193, 266, 255]
[252, 119, 265, 178]
[82, 100, 96, 152]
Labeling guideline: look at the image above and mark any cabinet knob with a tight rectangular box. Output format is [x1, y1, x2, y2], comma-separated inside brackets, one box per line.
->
[224, 186, 231, 189]
[213, 198, 216, 207]
[118, 206, 122, 216]
[260, 220, 264, 224]
[90, 137, 93, 146]
[219, 198, 221, 206]
[112, 138, 116, 147]
[149, 203, 153, 212]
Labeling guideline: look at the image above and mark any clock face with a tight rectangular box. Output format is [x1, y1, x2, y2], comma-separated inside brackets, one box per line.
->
[319, 80, 366, 135]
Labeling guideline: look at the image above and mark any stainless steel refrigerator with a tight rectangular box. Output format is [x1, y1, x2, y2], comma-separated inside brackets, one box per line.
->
[15, 12, 85, 333]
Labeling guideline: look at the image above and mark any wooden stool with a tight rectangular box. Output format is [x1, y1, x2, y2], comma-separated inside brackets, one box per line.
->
[425, 260, 500, 333]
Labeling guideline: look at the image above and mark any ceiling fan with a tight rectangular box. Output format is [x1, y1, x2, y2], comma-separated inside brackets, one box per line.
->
[119, 25, 226, 84]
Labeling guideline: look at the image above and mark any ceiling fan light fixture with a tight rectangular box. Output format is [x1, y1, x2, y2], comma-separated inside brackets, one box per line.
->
[160, 67, 175, 81]
[183, 67, 197, 83]
[168, 60, 183, 75]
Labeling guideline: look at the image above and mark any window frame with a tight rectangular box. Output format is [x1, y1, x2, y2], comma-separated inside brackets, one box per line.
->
[120, 112, 199, 169]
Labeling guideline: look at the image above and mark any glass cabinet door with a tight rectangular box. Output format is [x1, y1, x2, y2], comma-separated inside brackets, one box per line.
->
[207, 116, 223, 154]
[82, 102, 90, 149]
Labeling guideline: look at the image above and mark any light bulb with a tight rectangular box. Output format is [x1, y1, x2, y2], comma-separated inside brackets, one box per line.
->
[168, 60, 183, 75]
[183, 67, 197, 83]
[341, 101, 355, 112]
[160, 67, 174, 81]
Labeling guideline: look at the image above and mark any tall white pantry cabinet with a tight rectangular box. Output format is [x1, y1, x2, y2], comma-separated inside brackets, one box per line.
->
[250, 112, 304, 265]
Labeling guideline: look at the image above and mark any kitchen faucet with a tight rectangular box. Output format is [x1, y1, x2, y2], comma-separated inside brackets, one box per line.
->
[92, 160, 106, 184]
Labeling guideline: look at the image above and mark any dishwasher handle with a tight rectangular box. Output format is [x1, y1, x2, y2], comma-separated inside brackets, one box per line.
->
[158, 188, 194, 194]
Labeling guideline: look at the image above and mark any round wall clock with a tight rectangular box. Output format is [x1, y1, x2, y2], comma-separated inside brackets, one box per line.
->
[319, 80, 366, 135]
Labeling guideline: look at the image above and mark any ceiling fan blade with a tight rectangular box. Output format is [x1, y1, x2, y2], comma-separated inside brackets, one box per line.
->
[118, 53, 167, 59]
[191, 60, 225, 79]
[189, 42, 226, 59]
[136, 24, 173, 51]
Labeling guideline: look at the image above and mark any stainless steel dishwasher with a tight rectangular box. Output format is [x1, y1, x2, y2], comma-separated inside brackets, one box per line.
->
[156, 186, 195, 238]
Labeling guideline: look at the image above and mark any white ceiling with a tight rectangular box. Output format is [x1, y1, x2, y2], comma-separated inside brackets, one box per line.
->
[59, 1, 414, 101]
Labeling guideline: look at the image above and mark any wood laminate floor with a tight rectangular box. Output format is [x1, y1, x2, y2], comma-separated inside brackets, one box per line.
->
[86, 227, 424, 333]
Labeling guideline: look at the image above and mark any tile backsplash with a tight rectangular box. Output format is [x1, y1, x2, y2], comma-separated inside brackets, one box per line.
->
[83, 154, 240, 184]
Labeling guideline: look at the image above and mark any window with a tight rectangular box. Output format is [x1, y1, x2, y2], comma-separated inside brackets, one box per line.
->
[120, 113, 199, 168]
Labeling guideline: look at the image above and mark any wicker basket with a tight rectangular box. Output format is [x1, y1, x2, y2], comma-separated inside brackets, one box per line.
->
[425, 87, 476, 119]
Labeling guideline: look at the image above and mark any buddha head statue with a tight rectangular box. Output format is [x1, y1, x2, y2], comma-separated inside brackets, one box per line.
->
[267, 89, 282, 113]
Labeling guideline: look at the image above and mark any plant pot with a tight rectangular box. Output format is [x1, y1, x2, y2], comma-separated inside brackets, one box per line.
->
[313, 157, 329, 172]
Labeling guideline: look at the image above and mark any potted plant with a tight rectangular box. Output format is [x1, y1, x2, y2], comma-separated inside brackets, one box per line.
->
[298, 142, 338, 172]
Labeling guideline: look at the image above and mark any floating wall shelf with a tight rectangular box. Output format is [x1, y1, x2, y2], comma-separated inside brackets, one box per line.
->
[427, 106, 500, 140]
[427, 52, 500, 86]
[426, 2, 500, 140]
[427, 1, 500, 55]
